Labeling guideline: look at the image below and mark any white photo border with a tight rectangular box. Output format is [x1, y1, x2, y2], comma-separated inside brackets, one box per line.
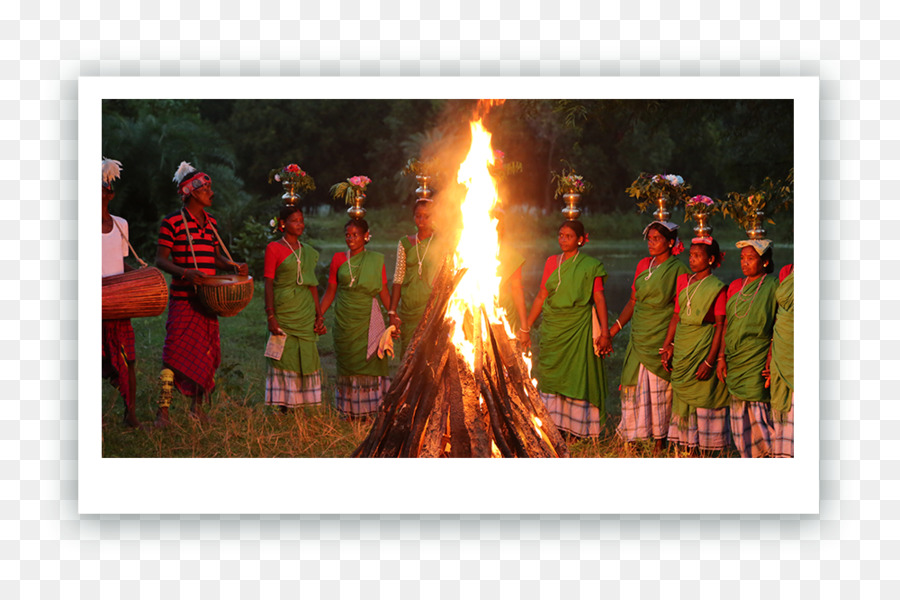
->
[79, 76, 819, 514]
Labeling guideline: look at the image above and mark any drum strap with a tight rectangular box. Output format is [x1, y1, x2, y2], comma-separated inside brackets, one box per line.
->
[111, 218, 149, 268]
[181, 209, 238, 274]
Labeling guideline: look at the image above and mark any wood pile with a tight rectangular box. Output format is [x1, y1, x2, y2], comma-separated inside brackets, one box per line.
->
[353, 259, 569, 458]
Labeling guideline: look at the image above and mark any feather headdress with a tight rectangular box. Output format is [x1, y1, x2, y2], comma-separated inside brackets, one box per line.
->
[172, 161, 197, 185]
[101, 157, 123, 187]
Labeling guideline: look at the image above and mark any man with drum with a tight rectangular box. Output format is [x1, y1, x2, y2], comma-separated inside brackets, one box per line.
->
[155, 161, 248, 427]
[101, 157, 141, 428]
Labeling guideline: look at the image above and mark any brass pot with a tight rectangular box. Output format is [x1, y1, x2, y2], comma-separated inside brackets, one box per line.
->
[692, 210, 712, 238]
[746, 209, 766, 239]
[653, 193, 671, 222]
[347, 189, 366, 219]
[282, 182, 300, 206]
[415, 174, 433, 201]
[561, 192, 582, 221]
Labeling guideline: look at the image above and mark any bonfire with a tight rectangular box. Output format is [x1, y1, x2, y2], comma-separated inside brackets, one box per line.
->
[354, 101, 568, 458]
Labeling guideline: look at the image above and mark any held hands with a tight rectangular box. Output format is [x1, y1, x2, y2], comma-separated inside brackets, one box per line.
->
[388, 314, 402, 338]
[658, 344, 674, 373]
[716, 357, 727, 383]
[594, 333, 613, 357]
[314, 315, 327, 335]
[516, 329, 531, 350]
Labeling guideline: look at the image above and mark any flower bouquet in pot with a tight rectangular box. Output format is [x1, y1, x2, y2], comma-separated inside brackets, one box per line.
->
[625, 172, 692, 222]
[330, 175, 372, 219]
[268, 163, 316, 206]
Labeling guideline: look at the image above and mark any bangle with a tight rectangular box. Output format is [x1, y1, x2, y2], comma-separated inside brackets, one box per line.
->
[703, 359, 713, 368]
[615, 318, 622, 329]
[267, 314, 275, 321]
[717, 356, 725, 362]
[519, 327, 530, 333]
[387, 310, 396, 315]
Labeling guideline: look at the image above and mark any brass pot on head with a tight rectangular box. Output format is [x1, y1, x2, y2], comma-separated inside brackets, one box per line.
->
[415, 174, 433, 201]
[282, 181, 300, 206]
[347, 189, 366, 219]
[561, 192, 582, 221]
[653, 193, 671, 222]
[746, 209, 766, 239]
[693, 210, 712, 238]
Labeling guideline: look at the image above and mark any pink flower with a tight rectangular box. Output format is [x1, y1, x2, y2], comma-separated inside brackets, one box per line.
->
[690, 195, 714, 207]
[349, 175, 371, 188]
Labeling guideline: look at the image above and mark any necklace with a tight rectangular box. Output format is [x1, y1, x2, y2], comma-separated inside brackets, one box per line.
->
[556, 251, 579, 290]
[644, 256, 659, 281]
[345, 249, 364, 288]
[280, 238, 304, 285]
[732, 274, 766, 320]
[415, 233, 433, 276]
[683, 273, 709, 316]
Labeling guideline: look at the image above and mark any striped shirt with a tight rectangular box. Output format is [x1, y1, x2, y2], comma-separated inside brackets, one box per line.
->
[158, 208, 219, 298]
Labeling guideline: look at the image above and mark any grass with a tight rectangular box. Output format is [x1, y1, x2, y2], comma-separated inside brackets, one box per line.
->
[102, 208, 778, 459]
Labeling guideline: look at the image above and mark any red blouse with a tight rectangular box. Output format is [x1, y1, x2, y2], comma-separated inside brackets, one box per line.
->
[328, 252, 388, 286]
[539, 255, 604, 293]
[674, 273, 726, 323]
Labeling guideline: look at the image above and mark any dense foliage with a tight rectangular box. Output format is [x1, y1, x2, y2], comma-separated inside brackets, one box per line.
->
[102, 98, 794, 275]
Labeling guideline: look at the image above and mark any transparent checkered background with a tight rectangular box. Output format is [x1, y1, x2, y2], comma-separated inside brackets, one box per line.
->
[2, 0, 892, 596]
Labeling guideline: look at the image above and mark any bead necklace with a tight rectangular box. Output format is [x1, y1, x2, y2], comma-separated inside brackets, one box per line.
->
[732, 274, 766, 320]
[345, 249, 364, 288]
[556, 251, 579, 290]
[280, 238, 304, 285]
[415, 233, 433, 276]
[644, 256, 658, 281]
[683, 272, 709, 316]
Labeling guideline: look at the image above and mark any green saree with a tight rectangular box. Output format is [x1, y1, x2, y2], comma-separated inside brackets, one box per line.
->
[671, 275, 730, 425]
[397, 234, 446, 352]
[536, 253, 608, 409]
[498, 245, 526, 333]
[334, 250, 390, 379]
[769, 270, 794, 416]
[724, 275, 778, 402]
[621, 255, 690, 386]
[269, 243, 321, 376]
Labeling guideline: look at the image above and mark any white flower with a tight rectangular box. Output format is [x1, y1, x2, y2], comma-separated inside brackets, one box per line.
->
[274, 174, 281, 182]
[269, 218, 277, 228]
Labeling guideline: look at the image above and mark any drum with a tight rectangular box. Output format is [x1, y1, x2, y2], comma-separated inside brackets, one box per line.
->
[102, 267, 168, 320]
[196, 274, 254, 317]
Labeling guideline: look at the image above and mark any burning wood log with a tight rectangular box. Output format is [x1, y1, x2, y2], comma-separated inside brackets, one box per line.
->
[353, 259, 569, 458]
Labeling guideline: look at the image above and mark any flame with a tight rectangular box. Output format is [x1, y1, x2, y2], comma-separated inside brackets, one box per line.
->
[446, 117, 507, 370]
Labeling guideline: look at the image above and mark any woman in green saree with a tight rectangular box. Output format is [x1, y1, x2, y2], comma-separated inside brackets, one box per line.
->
[611, 221, 689, 452]
[264, 206, 324, 410]
[388, 200, 448, 357]
[765, 263, 794, 457]
[495, 210, 530, 348]
[320, 219, 394, 418]
[525, 220, 612, 437]
[659, 238, 730, 455]
[716, 242, 778, 457]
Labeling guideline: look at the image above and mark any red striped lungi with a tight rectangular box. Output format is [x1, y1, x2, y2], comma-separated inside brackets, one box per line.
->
[162, 297, 220, 397]
[102, 318, 135, 404]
